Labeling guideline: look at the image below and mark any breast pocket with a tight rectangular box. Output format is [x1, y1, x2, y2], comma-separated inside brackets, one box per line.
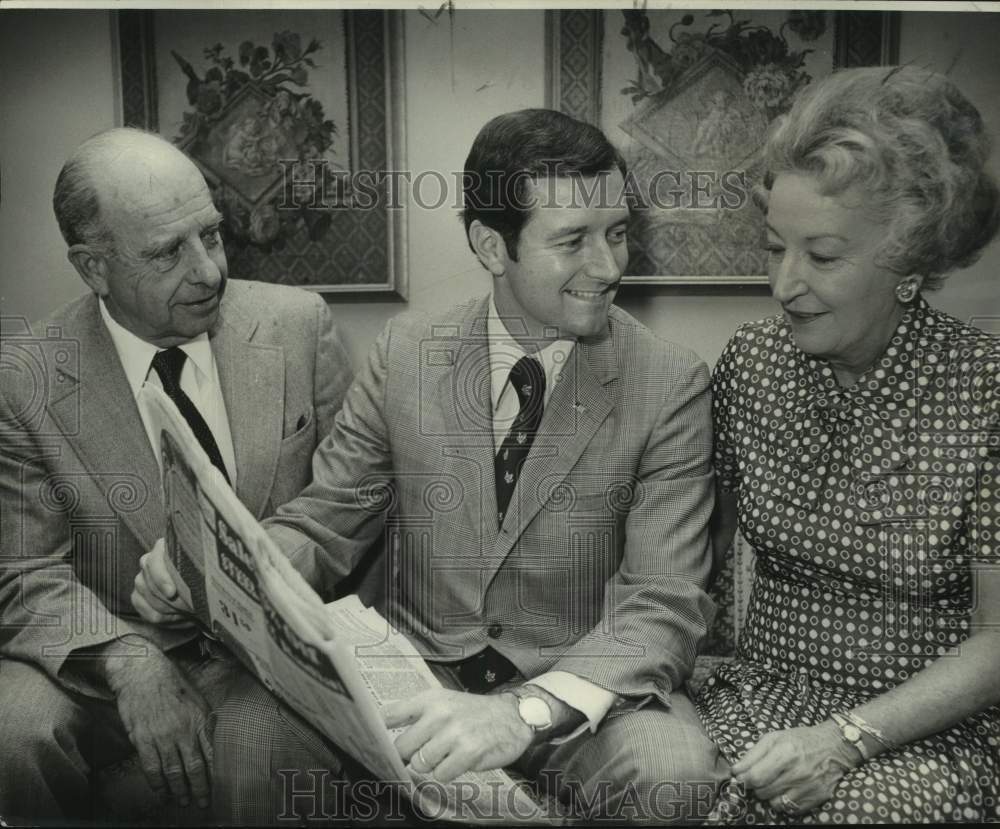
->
[272, 414, 318, 505]
[283, 406, 314, 441]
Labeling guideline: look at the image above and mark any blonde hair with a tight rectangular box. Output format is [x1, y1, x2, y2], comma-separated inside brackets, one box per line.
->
[759, 66, 999, 289]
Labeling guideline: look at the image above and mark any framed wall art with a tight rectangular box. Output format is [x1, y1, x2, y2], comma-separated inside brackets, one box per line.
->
[115, 10, 407, 297]
[546, 9, 899, 286]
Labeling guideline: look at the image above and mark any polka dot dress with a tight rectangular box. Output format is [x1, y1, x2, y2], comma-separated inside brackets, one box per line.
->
[696, 298, 1000, 824]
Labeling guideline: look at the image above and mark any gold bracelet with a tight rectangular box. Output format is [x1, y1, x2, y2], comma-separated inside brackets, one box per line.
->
[844, 711, 900, 752]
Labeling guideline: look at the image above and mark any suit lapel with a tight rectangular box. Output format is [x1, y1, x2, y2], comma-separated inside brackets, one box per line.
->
[212, 293, 284, 519]
[495, 327, 618, 558]
[48, 299, 164, 550]
[434, 301, 498, 548]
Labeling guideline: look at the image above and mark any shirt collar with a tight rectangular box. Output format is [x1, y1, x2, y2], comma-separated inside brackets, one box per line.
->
[99, 298, 214, 398]
[487, 294, 575, 412]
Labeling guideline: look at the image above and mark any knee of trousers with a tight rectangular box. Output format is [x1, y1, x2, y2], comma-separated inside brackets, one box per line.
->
[211, 674, 348, 825]
[212, 674, 282, 745]
[606, 740, 724, 822]
[549, 707, 729, 824]
[0, 660, 91, 773]
[212, 673, 343, 776]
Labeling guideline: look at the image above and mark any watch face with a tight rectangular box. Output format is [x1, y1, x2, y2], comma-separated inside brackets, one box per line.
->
[518, 696, 553, 730]
[843, 725, 862, 742]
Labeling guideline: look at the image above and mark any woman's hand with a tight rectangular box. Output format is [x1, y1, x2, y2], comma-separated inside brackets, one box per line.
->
[732, 721, 862, 816]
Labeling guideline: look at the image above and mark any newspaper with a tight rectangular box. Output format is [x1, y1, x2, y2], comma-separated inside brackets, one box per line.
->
[141, 384, 565, 825]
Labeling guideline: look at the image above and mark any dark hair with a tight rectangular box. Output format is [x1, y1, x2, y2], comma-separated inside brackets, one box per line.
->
[461, 108, 627, 259]
[759, 66, 1000, 289]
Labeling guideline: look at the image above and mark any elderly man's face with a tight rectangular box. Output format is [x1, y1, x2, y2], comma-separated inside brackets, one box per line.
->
[99, 150, 228, 347]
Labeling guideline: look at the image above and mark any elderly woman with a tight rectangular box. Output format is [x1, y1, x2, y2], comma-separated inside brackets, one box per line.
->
[697, 66, 1000, 824]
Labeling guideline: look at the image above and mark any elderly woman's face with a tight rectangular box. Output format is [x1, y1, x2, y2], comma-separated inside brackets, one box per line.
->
[765, 172, 906, 383]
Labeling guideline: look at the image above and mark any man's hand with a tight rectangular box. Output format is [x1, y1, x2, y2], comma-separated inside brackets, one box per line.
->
[132, 538, 195, 627]
[101, 641, 214, 809]
[383, 688, 533, 784]
[732, 722, 863, 816]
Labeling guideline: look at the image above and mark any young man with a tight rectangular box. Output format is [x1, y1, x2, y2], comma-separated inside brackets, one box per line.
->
[138, 109, 726, 823]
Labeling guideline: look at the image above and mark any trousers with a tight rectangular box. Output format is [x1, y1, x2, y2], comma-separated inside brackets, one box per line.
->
[210, 667, 730, 825]
[0, 642, 243, 825]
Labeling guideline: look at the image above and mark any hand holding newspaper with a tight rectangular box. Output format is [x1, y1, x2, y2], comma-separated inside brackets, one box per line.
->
[139, 385, 565, 824]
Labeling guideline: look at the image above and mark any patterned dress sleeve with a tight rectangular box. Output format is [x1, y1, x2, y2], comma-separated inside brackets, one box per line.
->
[711, 326, 746, 495]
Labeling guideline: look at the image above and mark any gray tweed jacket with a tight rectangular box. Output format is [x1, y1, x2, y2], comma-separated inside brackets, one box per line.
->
[0, 280, 352, 694]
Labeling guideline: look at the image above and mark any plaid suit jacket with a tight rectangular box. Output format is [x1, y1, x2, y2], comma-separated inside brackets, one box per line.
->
[269, 295, 716, 703]
[0, 280, 352, 696]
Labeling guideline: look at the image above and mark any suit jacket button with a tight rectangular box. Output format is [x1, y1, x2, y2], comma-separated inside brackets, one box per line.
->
[487, 623, 503, 639]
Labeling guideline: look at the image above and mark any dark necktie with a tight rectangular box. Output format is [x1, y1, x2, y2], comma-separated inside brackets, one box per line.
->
[494, 355, 546, 528]
[151, 347, 231, 485]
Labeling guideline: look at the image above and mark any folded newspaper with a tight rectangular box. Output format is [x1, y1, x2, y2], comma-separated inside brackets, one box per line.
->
[140, 385, 565, 825]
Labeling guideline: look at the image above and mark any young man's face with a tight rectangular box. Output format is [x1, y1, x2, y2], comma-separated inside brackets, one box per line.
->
[492, 171, 630, 346]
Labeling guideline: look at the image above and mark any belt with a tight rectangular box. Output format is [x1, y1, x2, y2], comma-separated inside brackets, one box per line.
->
[436, 646, 519, 694]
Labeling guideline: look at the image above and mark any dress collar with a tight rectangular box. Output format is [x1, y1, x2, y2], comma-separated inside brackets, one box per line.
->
[777, 297, 930, 473]
[775, 297, 931, 422]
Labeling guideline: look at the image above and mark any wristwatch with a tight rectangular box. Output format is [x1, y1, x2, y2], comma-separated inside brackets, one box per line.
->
[509, 685, 554, 737]
[831, 712, 870, 761]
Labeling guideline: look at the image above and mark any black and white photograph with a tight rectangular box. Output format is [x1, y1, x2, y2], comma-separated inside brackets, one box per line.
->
[1, 1, 998, 825]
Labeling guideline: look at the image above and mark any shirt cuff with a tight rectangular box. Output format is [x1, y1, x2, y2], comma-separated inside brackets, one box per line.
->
[527, 671, 618, 744]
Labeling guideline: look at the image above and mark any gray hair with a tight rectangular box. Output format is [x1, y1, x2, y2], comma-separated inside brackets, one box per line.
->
[758, 66, 1000, 290]
[52, 127, 175, 252]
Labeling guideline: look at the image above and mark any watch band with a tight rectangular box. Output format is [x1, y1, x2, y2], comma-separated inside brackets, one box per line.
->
[842, 711, 899, 752]
[832, 712, 871, 761]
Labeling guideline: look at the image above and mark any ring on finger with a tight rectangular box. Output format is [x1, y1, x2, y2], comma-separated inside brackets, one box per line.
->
[779, 793, 800, 813]
[416, 748, 430, 770]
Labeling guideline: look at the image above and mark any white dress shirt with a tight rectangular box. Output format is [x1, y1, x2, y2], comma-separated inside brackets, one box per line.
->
[99, 299, 237, 486]
[487, 296, 617, 739]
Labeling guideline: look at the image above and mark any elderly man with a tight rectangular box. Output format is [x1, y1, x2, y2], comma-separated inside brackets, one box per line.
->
[139, 109, 729, 823]
[0, 128, 353, 822]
